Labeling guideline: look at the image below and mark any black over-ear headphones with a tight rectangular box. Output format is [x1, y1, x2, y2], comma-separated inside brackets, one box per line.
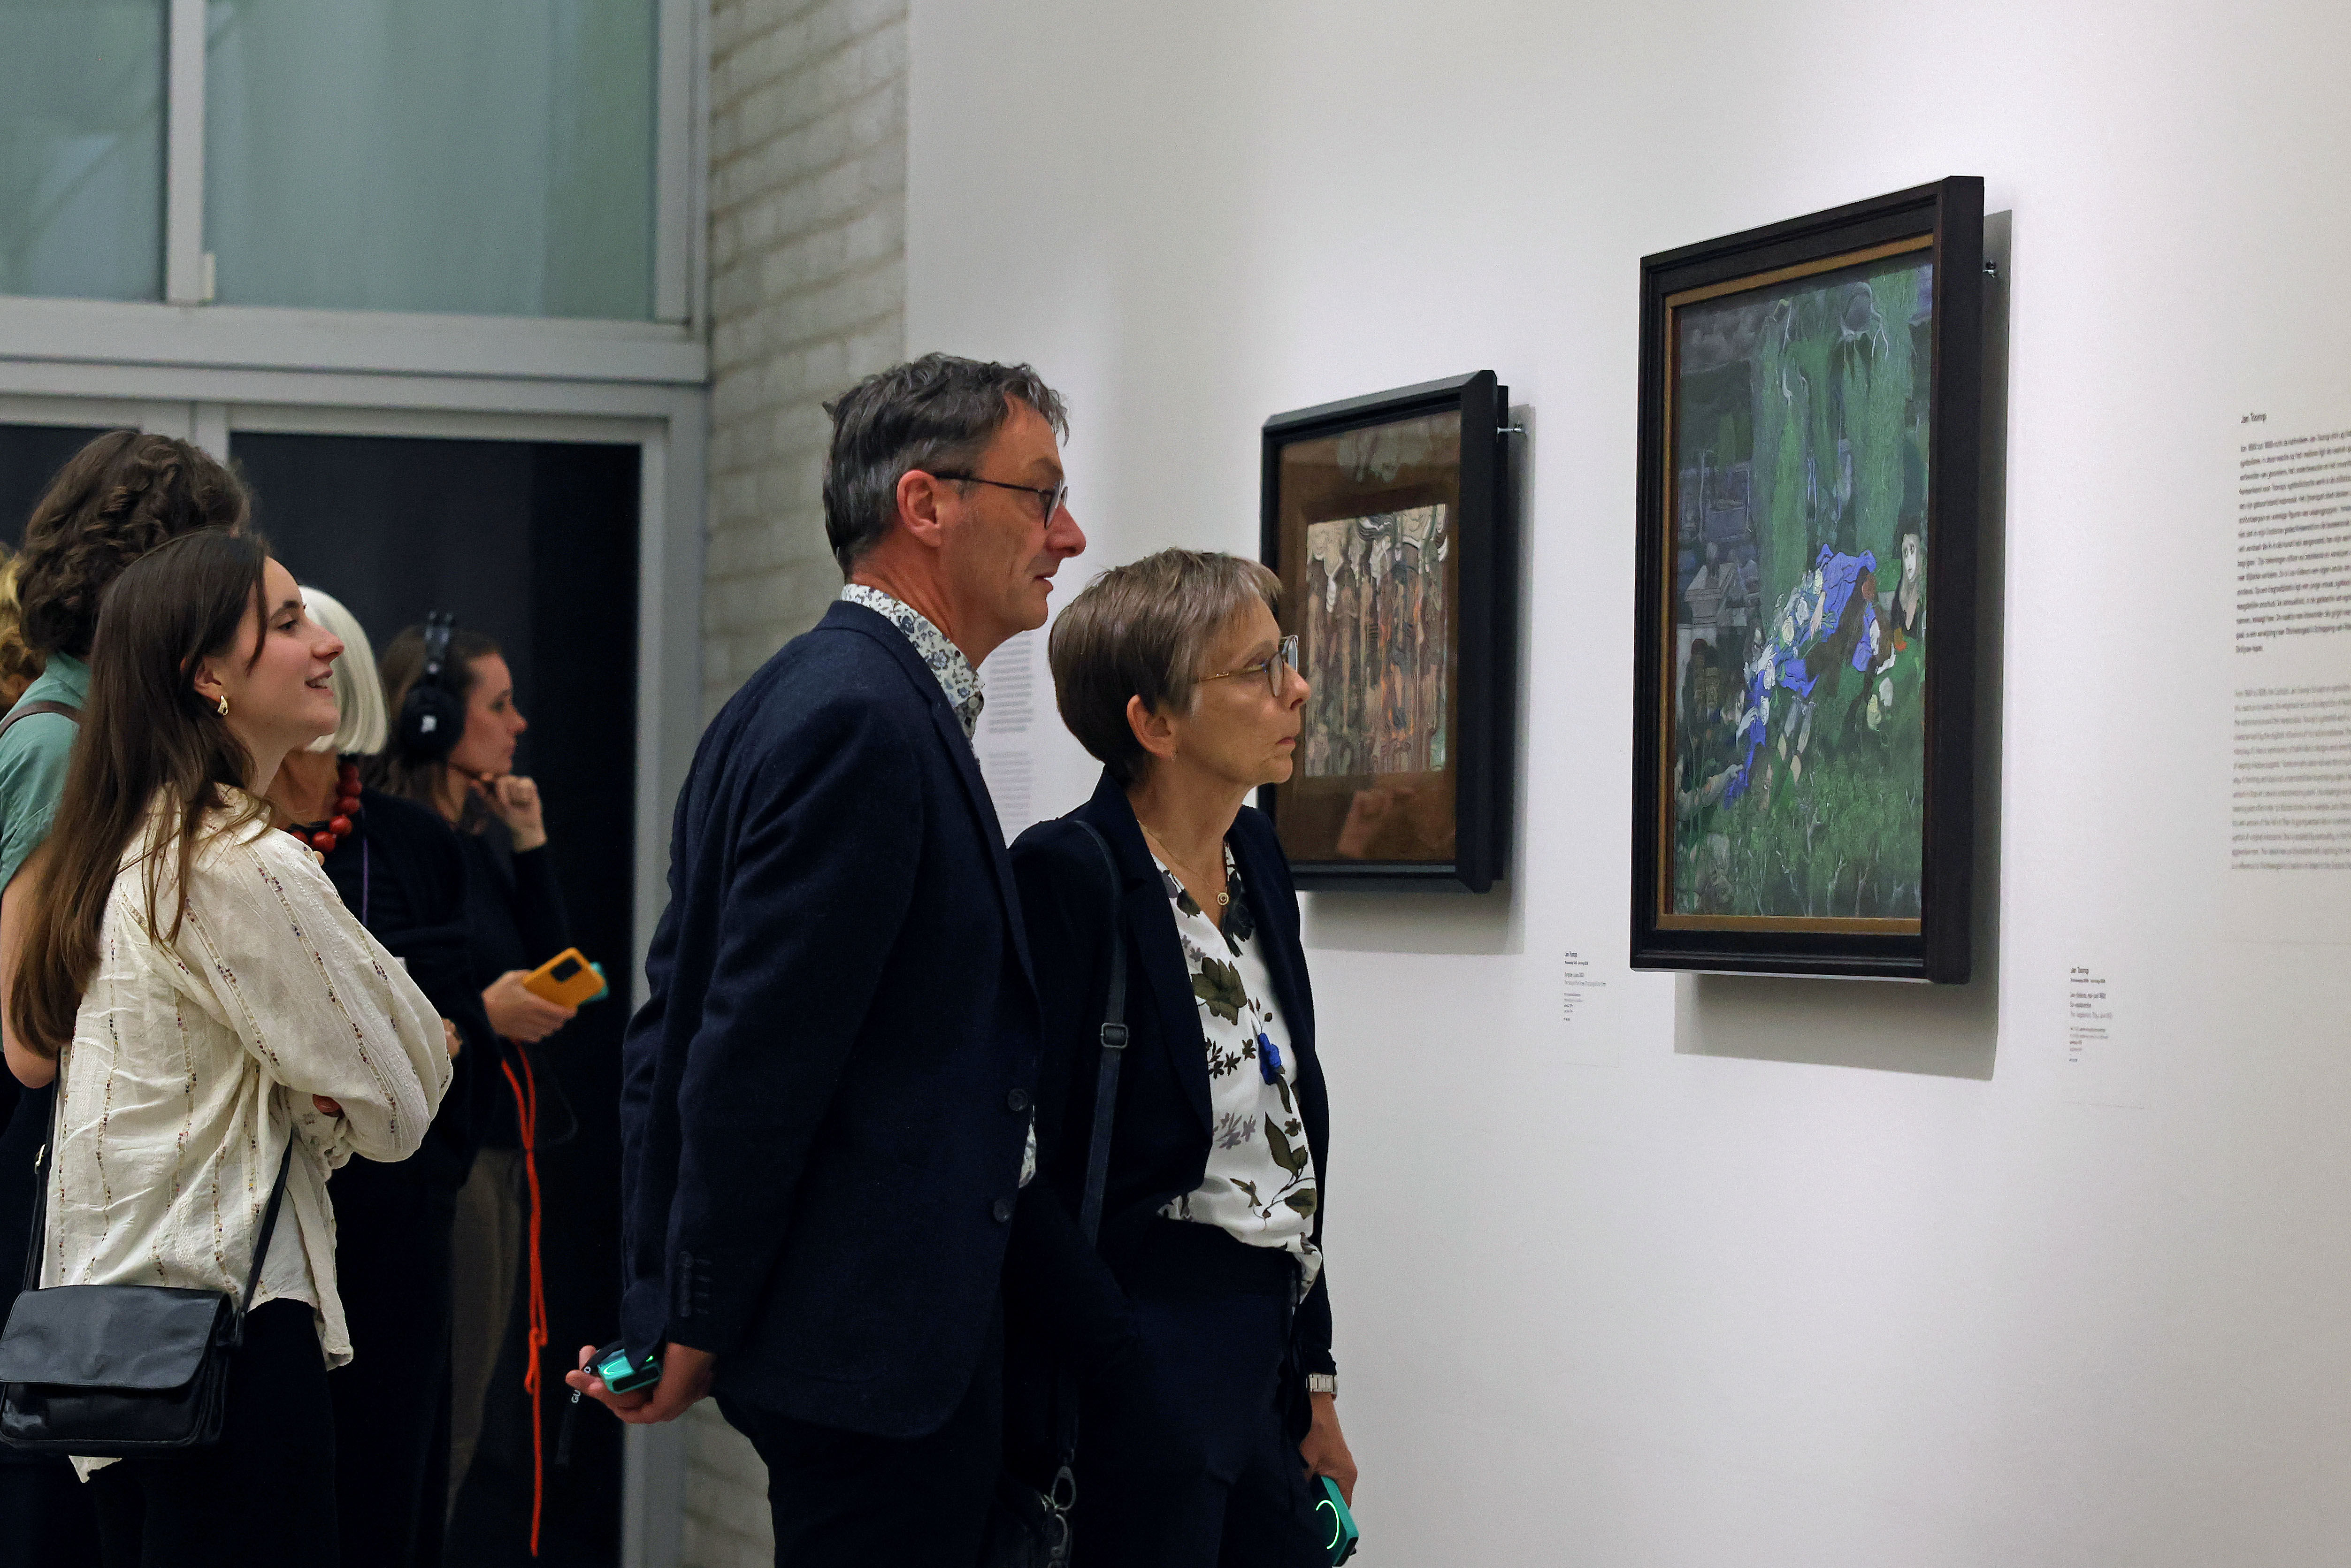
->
[397, 611, 466, 760]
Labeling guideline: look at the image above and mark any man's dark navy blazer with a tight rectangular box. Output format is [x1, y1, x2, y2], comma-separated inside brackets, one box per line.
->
[617, 598, 1041, 1439]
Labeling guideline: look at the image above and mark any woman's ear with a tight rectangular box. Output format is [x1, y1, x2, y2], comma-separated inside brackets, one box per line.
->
[188, 657, 227, 710]
[1126, 694, 1179, 764]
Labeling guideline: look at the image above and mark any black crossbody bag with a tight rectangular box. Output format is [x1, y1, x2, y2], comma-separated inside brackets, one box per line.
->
[0, 1125, 295, 1456]
[986, 820, 1130, 1568]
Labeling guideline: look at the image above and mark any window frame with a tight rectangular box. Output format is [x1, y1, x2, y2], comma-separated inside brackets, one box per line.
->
[1, 6, 711, 1554]
[3, 0, 706, 378]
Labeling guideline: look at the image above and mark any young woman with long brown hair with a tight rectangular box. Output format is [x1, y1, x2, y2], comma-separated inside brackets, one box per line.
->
[9, 529, 451, 1565]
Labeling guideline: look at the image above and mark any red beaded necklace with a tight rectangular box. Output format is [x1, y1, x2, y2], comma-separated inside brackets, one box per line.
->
[283, 759, 363, 855]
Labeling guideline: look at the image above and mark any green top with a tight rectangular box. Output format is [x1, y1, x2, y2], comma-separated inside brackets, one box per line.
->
[0, 653, 88, 890]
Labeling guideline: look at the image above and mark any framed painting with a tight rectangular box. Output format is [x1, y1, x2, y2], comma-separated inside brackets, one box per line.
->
[1259, 371, 1515, 892]
[1632, 177, 1983, 981]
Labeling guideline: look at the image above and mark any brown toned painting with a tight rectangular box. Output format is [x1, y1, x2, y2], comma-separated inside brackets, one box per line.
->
[1260, 374, 1512, 891]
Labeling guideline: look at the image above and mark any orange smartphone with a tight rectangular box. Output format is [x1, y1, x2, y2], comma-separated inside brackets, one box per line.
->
[521, 948, 605, 1008]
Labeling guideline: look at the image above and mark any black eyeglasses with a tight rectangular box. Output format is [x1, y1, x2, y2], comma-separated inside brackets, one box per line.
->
[1198, 634, 1300, 699]
[930, 471, 1070, 525]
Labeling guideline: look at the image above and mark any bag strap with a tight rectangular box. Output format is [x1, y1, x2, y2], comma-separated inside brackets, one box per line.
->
[1067, 821, 1128, 1247]
[238, 1134, 298, 1318]
[0, 700, 78, 746]
[16, 1105, 295, 1316]
[1040, 819, 1131, 1528]
[16, 1128, 45, 1297]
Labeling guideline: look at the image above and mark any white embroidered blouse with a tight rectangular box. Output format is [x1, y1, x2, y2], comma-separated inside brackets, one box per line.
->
[1153, 845, 1322, 1293]
[38, 795, 451, 1399]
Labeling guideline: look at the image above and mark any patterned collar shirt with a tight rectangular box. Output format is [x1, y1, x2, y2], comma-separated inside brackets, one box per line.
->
[839, 583, 984, 739]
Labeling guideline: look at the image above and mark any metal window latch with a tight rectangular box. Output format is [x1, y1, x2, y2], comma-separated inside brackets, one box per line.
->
[1982, 260, 1999, 277]
[1498, 423, 1527, 438]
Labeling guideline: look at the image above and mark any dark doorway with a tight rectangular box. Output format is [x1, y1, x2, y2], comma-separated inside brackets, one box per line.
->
[233, 431, 639, 1568]
[0, 422, 114, 546]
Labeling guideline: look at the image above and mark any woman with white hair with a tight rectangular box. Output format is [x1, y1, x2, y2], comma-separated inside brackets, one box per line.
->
[265, 585, 491, 1568]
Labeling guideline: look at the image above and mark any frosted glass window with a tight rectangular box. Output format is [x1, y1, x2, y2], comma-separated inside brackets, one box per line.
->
[0, 0, 167, 301]
[203, 0, 657, 320]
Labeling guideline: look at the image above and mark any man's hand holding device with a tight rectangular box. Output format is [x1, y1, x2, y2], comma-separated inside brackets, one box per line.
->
[564, 1339, 716, 1425]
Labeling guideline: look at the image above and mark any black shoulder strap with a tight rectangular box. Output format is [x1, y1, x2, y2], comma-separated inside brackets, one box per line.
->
[16, 1119, 46, 1297]
[238, 1135, 298, 1318]
[1043, 820, 1131, 1525]
[0, 700, 78, 745]
[1068, 821, 1127, 1246]
[18, 1108, 295, 1317]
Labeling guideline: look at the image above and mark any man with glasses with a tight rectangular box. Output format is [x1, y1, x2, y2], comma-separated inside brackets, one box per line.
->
[577, 354, 1084, 1565]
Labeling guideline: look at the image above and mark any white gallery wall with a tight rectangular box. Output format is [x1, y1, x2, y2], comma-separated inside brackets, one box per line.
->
[906, 3, 2351, 1562]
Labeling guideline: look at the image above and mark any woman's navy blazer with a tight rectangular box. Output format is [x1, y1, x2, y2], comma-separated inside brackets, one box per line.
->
[1007, 769, 1335, 1388]
[616, 599, 1042, 1439]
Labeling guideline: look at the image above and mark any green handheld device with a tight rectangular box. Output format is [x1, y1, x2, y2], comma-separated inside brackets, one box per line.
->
[591, 1339, 662, 1395]
[1316, 1475, 1359, 1564]
[558, 1339, 661, 1470]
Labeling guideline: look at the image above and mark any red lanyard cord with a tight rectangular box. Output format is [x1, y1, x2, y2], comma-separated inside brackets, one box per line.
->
[500, 1047, 550, 1558]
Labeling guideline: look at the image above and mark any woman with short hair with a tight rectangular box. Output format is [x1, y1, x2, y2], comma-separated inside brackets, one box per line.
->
[1009, 548, 1356, 1567]
[266, 587, 488, 1568]
[10, 529, 450, 1563]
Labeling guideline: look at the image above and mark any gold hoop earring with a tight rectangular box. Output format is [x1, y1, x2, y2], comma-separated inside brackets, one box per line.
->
[215, 695, 229, 717]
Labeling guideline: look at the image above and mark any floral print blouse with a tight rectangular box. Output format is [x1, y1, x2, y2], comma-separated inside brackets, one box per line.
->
[1153, 842, 1323, 1293]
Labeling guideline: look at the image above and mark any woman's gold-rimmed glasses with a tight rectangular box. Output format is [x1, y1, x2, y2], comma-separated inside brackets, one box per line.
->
[1198, 634, 1300, 698]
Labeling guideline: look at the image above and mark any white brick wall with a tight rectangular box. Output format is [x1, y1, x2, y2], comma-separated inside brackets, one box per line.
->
[685, 0, 908, 1557]
[703, 0, 908, 719]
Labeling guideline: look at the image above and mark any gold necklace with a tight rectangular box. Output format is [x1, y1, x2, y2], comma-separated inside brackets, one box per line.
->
[1140, 822, 1229, 908]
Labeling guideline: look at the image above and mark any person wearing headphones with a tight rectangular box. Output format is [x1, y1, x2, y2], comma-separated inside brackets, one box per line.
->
[371, 618, 576, 1519]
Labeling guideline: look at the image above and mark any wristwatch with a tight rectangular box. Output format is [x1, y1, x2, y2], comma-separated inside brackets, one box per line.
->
[1306, 1373, 1337, 1397]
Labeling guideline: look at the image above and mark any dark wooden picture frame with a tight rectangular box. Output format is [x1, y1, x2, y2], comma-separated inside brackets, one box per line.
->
[1632, 178, 1983, 981]
[1258, 371, 1515, 892]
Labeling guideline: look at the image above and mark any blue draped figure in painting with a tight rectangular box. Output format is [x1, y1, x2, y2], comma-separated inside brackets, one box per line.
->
[1722, 545, 1878, 806]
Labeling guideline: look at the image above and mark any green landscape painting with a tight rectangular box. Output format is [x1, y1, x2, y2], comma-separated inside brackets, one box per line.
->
[1667, 248, 1934, 922]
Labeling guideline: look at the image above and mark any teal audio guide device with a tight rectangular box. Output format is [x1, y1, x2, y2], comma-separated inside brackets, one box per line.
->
[1316, 1476, 1359, 1563]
